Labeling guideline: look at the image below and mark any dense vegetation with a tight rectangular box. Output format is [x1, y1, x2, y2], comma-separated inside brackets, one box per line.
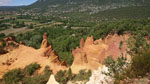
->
[55, 68, 91, 84]
[103, 30, 150, 84]
[0, 63, 91, 84]
[1, 63, 52, 84]
[30, 0, 150, 9]
[14, 19, 150, 66]
[0, 15, 150, 84]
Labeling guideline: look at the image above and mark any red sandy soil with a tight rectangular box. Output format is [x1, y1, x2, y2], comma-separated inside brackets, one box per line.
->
[71, 34, 130, 73]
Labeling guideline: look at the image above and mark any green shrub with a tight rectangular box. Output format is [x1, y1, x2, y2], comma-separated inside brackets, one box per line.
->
[13, 21, 25, 28]
[58, 52, 74, 66]
[28, 24, 34, 29]
[1, 64, 54, 84]
[103, 56, 128, 84]
[130, 48, 150, 77]
[103, 56, 115, 67]
[68, 68, 73, 80]
[73, 69, 92, 81]
[2, 69, 24, 84]
[126, 33, 150, 78]
[54, 68, 92, 84]
[24, 63, 40, 75]
[22, 65, 52, 84]
[43, 65, 53, 75]
[0, 33, 5, 40]
[23, 74, 50, 84]
[55, 70, 68, 84]
[1, 41, 6, 47]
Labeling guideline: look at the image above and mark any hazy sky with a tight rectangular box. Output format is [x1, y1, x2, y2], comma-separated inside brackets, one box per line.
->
[0, 0, 37, 6]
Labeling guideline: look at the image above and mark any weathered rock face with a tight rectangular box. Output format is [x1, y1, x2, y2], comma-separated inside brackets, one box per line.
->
[40, 33, 67, 67]
[80, 38, 85, 48]
[0, 33, 67, 78]
[71, 34, 130, 73]
[46, 75, 59, 84]
[41, 33, 49, 48]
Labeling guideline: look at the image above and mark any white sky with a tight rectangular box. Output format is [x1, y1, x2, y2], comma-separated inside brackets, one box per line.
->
[0, 0, 12, 6]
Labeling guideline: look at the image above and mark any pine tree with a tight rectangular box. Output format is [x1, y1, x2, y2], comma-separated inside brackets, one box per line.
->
[68, 67, 72, 80]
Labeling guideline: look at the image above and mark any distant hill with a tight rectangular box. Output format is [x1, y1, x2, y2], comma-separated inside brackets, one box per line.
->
[23, 0, 150, 20]
[28, 0, 150, 13]
[1, 0, 150, 21]
[0, 6, 24, 11]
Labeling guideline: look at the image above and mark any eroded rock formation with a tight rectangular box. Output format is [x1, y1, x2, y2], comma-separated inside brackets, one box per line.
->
[40, 33, 66, 66]
[71, 34, 130, 73]
[0, 33, 67, 78]
[41, 33, 49, 48]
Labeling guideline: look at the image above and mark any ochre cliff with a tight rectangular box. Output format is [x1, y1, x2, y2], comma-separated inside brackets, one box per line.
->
[71, 34, 130, 73]
[0, 33, 131, 78]
[0, 33, 67, 78]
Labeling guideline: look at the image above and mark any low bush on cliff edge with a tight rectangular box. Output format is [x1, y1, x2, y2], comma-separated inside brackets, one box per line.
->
[104, 48, 150, 84]
[126, 33, 150, 78]
[1, 63, 52, 84]
[128, 48, 150, 78]
[73, 69, 92, 81]
[23, 65, 52, 84]
[103, 34, 150, 84]
[55, 70, 68, 84]
[103, 56, 128, 84]
[55, 68, 91, 84]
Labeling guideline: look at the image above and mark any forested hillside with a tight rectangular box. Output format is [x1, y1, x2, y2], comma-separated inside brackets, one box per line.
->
[24, 0, 150, 21]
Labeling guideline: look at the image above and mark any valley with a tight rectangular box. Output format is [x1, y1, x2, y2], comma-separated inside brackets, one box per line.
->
[0, 0, 150, 84]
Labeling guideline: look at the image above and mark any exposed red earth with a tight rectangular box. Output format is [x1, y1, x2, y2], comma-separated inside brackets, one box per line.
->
[71, 34, 130, 73]
[0, 33, 130, 78]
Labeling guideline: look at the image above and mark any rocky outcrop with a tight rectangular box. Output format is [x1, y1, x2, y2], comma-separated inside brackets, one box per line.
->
[0, 33, 67, 78]
[41, 33, 49, 48]
[80, 38, 85, 48]
[40, 33, 67, 67]
[71, 34, 130, 73]
[47, 75, 59, 84]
